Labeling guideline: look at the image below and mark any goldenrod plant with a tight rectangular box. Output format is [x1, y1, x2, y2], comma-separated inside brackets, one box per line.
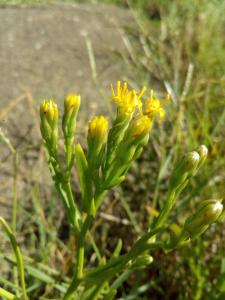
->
[0, 81, 224, 300]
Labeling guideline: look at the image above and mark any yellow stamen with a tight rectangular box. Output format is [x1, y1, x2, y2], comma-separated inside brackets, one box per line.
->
[144, 90, 169, 121]
[111, 81, 146, 116]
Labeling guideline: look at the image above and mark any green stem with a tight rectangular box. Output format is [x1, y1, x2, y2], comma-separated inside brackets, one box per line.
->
[12, 152, 18, 234]
[0, 217, 29, 300]
[12, 152, 19, 296]
[64, 215, 93, 300]
[151, 191, 175, 230]
[85, 228, 162, 283]
[63, 181, 80, 231]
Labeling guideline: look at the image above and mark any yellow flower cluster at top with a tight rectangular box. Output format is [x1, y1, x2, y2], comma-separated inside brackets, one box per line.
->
[111, 81, 169, 121]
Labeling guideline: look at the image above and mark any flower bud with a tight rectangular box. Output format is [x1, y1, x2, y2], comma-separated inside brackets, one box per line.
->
[169, 151, 200, 189]
[64, 94, 80, 113]
[132, 254, 153, 269]
[88, 116, 108, 140]
[184, 199, 223, 238]
[40, 99, 58, 128]
[40, 99, 59, 155]
[87, 116, 108, 164]
[62, 94, 80, 138]
[195, 145, 208, 169]
[125, 114, 152, 146]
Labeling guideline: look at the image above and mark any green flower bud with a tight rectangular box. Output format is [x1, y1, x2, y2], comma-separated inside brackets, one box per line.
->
[40, 99, 59, 156]
[195, 145, 208, 169]
[40, 99, 58, 128]
[132, 254, 153, 269]
[184, 199, 223, 238]
[62, 94, 80, 139]
[169, 151, 200, 190]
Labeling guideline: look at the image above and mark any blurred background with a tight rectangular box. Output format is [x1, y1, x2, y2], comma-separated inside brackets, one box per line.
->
[0, 0, 225, 299]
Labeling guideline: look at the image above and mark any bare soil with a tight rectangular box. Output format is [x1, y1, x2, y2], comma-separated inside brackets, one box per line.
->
[0, 3, 133, 218]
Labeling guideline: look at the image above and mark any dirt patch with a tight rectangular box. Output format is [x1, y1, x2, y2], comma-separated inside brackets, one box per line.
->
[0, 3, 133, 109]
[0, 3, 134, 218]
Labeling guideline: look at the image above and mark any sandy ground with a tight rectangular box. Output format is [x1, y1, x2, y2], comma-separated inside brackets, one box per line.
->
[0, 3, 134, 218]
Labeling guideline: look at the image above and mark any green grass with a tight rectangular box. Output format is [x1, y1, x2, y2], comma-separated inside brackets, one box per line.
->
[0, 0, 225, 299]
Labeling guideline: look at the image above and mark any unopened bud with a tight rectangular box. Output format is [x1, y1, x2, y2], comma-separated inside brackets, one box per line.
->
[88, 116, 108, 139]
[40, 99, 58, 155]
[62, 94, 80, 138]
[132, 254, 153, 269]
[87, 116, 108, 164]
[195, 145, 208, 169]
[169, 151, 200, 189]
[184, 199, 223, 238]
[40, 99, 58, 128]
[64, 94, 80, 113]
[125, 115, 152, 146]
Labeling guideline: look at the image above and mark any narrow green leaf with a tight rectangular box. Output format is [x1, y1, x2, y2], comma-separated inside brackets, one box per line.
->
[0, 287, 17, 300]
[74, 143, 92, 213]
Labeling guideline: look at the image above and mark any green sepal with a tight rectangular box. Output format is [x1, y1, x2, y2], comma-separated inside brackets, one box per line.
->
[132, 254, 153, 269]
[105, 115, 131, 168]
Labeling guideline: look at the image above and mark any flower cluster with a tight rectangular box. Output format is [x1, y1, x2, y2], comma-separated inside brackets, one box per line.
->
[111, 80, 169, 128]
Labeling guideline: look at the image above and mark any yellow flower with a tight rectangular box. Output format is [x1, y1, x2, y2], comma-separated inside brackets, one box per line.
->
[111, 81, 146, 116]
[144, 90, 170, 121]
[64, 94, 80, 112]
[40, 99, 58, 127]
[88, 116, 108, 138]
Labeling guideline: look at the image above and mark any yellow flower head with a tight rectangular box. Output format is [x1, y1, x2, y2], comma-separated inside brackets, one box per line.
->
[88, 115, 108, 138]
[64, 94, 80, 112]
[128, 114, 152, 138]
[111, 81, 146, 116]
[144, 90, 170, 121]
[40, 99, 58, 126]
